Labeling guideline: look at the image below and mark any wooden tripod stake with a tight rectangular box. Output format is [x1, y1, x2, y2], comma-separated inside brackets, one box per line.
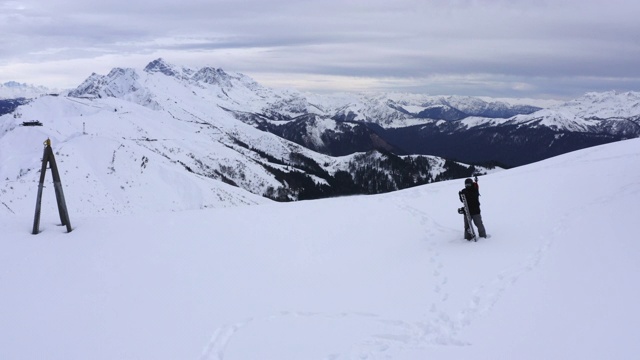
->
[32, 138, 72, 234]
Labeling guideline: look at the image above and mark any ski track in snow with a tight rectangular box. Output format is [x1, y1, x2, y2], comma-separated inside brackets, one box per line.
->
[200, 319, 252, 360]
[199, 311, 433, 360]
[457, 227, 557, 330]
[198, 195, 565, 360]
[197, 200, 456, 359]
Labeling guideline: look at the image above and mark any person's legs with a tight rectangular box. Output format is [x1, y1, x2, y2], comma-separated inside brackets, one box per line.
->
[472, 214, 487, 238]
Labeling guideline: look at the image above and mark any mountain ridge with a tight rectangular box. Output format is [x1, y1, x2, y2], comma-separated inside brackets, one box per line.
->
[1, 60, 494, 215]
[2, 58, 639, 212]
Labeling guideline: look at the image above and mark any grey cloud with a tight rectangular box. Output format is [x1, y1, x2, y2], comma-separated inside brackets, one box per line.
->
[1, 0, 639, 99]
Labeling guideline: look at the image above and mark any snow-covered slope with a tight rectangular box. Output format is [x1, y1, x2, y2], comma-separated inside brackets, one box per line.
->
[1, 137, 638, 360]
[0, 94, 275, 215]
[1, 60, 338, 213]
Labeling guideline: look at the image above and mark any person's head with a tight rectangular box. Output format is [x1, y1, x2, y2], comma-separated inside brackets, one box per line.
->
[465, 178, 473, 187]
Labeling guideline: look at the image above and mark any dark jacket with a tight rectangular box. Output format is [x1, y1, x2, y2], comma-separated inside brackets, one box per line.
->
[459, 183, 481, 215]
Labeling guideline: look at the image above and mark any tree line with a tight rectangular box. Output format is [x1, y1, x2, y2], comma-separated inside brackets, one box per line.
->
[262, 150, 482, 201]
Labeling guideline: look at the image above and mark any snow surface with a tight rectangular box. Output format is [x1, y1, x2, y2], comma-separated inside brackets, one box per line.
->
[2, 138, 639, 360]
[0, 95, 275, 215]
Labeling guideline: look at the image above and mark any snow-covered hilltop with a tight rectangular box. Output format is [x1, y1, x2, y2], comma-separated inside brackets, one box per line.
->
[2, 134, 639, 360]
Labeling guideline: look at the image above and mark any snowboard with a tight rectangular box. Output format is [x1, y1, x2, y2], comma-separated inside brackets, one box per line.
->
[460, 193, 477, 241]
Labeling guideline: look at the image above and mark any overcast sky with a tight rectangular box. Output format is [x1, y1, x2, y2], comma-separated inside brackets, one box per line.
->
[1, 0, 639, 99]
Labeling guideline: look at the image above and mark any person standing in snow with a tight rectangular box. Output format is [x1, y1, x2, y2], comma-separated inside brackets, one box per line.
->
[459, 177, 487, 240]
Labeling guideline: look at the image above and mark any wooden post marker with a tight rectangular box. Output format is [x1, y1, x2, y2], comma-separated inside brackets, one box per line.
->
[32, 138, 72, 234]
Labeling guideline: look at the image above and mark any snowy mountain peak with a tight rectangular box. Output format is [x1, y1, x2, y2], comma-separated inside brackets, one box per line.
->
[65, 58, 270, 113]
[3, 81, 25, 88]
[67, 67, 160, 109]
[68, 68, 143, 99]
[143, 58, 180, 77]
[141, 58, 260, 91]
[67, 73, 103, 98]
[192, 67, 233, 87]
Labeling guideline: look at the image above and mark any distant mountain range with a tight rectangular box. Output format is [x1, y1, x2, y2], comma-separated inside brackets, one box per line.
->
[1, 59, 639, 213]
[0, 81, 58, 117]
[65, 59, 640, 167]
[214, 83, 640, 167]
[0, 81, 56, 99]
[1, 60, 491, 215]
